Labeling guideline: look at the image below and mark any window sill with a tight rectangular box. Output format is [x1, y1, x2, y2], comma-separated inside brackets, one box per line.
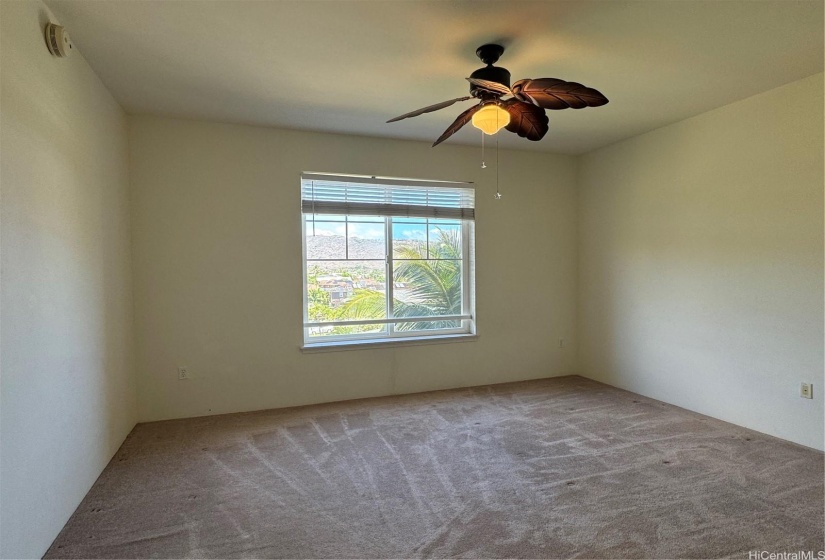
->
[300, 333, 478, 353]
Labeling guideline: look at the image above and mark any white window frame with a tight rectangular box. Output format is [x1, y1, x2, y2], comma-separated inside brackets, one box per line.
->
[301, 173, 476, 348]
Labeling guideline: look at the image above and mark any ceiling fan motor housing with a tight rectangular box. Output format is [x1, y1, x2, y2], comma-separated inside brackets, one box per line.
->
[469, 65, 511, 97]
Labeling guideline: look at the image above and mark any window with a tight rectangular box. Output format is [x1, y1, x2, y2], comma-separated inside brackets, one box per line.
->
[301, 173, 475, 347]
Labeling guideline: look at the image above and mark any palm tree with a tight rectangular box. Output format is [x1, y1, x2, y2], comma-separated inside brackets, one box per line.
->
[340, 227, 463, 330]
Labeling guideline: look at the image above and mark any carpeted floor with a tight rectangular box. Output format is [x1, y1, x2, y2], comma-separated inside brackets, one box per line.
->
[46, 376, 823, 559]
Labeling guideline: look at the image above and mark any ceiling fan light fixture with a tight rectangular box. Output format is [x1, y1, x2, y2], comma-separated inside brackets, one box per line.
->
[472, 104, 510, 135]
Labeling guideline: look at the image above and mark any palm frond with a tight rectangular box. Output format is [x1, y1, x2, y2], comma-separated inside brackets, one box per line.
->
[338, 290, 386, 320]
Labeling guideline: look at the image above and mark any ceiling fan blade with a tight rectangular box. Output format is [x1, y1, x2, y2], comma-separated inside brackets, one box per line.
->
[512, 78, 608, 110]
[502, 99, 549, 141]
[432, 103, 483, 147]
[387, 96, 473, 123]
[466, 78, 513, 96]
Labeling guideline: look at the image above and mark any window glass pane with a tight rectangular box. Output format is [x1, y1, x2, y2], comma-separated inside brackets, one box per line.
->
[392, 218, 427, 259]
[394, 320, 463, 333]
[392, 259, 463, 318]
[347, 215, 383, 223]
[306, 261, 387, 322]
[347, 220, 386, 260]
[305, 219, 346, 260]
[427, 222, 462, 258]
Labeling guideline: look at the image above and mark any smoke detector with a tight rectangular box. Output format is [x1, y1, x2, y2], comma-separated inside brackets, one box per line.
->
[45, 23, 73, 57]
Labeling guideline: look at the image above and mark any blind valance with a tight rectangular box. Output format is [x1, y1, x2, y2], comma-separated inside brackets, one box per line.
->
[301, 173, 475, 220]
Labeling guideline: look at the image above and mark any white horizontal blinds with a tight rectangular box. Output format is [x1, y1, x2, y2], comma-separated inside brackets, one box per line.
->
[301, 173, 475, 220]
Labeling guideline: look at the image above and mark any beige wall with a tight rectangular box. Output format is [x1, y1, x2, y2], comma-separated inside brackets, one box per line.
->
[128, 116, 578, 422]
[0, 1, 137, 557]
[577, 74, 824, 450]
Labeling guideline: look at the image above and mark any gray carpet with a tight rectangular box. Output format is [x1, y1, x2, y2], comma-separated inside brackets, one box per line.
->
[46, 376, 824, 559]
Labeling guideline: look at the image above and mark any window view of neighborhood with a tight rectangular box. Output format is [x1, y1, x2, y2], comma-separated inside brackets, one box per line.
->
[305, 215, 466, 338]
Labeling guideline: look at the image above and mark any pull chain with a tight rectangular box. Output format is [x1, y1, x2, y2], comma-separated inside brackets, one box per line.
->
[480, 109, 502, 200]
[495, 134, 501, 200]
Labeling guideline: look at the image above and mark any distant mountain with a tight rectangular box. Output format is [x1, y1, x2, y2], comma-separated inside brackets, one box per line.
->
[306, 235, 386, 261]
[305, 235, 423, 276]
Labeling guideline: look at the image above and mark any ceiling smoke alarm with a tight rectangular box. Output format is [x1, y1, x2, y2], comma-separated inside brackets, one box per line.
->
[45, 23, 73, 57]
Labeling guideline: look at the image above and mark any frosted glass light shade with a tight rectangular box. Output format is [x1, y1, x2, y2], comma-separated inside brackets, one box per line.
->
[471, 104, 510, 135]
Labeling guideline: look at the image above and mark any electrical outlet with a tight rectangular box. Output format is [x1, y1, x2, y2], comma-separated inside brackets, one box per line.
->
[178, 367, 191, 380]
[800, 383, 812, 399]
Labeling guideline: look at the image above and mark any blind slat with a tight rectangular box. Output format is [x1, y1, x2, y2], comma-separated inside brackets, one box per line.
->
[301, 174, 475, 221]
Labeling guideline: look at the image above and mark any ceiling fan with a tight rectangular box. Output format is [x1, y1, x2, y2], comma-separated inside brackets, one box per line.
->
[387, 44, 609, 146]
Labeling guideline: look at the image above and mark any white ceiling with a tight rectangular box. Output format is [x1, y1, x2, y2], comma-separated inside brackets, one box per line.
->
[47, 0, 823, 154]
